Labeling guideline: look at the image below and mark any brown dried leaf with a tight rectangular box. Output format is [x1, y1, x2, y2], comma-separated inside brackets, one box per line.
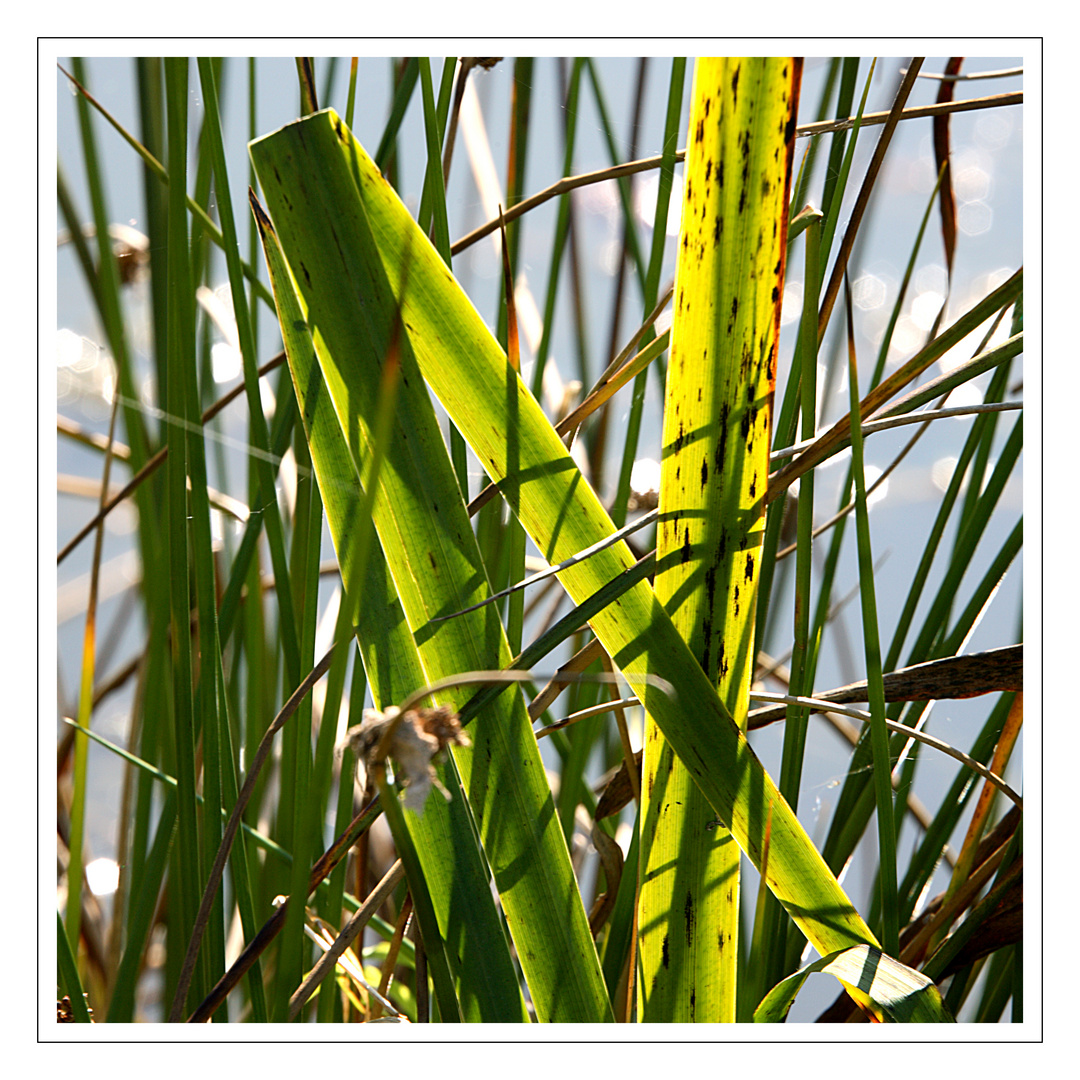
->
[934, 58, 964, 278]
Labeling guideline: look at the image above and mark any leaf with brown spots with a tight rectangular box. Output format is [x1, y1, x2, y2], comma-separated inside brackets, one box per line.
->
[639, 57, 803, 1023]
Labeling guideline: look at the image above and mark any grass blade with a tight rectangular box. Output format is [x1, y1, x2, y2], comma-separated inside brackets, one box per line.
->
[843, 275, 898, 955]
[754, 944, 954, 1023]
[160, 57, 206, 1013]
[638, 57, 802, 1022]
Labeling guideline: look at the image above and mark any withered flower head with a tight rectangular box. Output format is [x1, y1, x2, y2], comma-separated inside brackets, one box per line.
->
[344, 703, 470, 814]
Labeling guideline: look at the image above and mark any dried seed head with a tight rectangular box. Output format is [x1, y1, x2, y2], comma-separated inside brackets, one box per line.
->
[343, 704, 470, 814]
[415, 703, 469, 747]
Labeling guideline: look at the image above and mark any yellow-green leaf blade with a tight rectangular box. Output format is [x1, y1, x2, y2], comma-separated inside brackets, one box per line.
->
[250, 192, 528, 1022]
[250, 114, 613, 1023]
[639, 57, 801, 1022]
[754, 944, 955, 1023]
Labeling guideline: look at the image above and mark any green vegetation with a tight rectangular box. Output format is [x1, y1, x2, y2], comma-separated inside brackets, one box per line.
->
[56, 55, 1023, 1024]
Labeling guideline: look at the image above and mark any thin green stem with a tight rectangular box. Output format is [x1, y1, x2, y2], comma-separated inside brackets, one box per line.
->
[844, 276, 898, 955]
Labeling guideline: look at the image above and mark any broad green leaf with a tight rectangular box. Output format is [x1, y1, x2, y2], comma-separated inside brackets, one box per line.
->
[248, 108, 883, 1000]
[754, 944, 955, 1023]
[250, 123, 612, 1023]
[639, 56, 802, 1022]
[249, 193, 530, 1022]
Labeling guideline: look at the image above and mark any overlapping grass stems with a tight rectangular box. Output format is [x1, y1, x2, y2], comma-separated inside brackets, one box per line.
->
[56, 55, 1023, 1023]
